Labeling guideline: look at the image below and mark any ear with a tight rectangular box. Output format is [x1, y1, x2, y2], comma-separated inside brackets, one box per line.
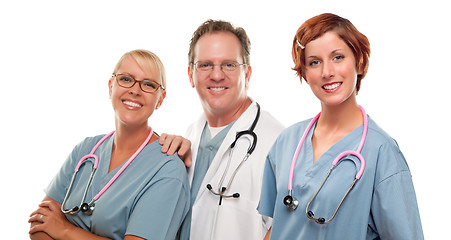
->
[156, 91, 166, 109]
[244, 65, 252, 89]
[108, 78, 113, 98]
[356, 59, 365, 75]
[188, 66, 195, 88]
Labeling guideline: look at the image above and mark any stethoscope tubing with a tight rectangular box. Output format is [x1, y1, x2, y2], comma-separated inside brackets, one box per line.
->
[288, 105, 367, 190]
[284, 105, 368, 222]
[288, 112, 320, 191]
[61, 128, 153, 215]
[206, 103, 260, 199]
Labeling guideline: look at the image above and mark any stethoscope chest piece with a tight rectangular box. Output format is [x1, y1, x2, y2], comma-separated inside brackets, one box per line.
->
[283, 194, 298, 210]
[81, 202, 95, 216]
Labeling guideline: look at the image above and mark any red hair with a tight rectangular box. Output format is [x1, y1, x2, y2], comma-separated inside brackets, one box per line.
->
[292, 13, 370, 92]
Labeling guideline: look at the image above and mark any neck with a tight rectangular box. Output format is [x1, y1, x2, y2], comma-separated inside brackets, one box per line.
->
[205, 98, 252, 127]
[317, 100, 363, 133]
[113, 122, 152, 152]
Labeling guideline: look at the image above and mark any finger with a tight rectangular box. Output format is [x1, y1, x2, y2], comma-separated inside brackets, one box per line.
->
[160, 135, 175, 153]
[28, 213, 45, 223]
[29, 222, 45, 235]
[29, 206, 48, 218]
[167, 137, 183, 155]
[159, 133, 168, 145]
[39, 200, 61, 212]
[184, 154, 192, 168]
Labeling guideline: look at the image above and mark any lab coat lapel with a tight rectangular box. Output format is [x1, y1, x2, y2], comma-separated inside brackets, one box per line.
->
[187, 115, 207, 184]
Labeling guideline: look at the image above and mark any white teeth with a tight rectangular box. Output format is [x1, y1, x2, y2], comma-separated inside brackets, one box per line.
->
[323, 82, 341, 90]
[209, 87, 226, 91]
[123, 101, 142, 108]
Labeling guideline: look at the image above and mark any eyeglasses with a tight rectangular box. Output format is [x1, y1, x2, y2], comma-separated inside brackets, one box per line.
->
[113, 73, 165, 93]
[193, 61, 246, 73]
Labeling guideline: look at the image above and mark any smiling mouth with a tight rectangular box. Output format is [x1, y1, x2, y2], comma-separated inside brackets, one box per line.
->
[208, 87, 227, 91]
[122, 100, 143, 108]
[323, 82, 342, 90]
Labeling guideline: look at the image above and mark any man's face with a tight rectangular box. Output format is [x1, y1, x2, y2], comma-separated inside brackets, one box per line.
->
[188, 32, 251, 120]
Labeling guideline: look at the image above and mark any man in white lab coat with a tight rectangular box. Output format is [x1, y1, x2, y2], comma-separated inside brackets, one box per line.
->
[163, 19, 284, 240]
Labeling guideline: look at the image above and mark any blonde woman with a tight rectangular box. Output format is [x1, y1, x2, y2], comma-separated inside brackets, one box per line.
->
[29, 49, 190, 240]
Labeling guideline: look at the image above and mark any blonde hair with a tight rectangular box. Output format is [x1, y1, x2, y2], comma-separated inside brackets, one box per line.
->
[113, 49, 167, 91]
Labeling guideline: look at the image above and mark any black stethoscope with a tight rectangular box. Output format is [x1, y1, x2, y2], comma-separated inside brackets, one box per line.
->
[206, 103, 260, 205]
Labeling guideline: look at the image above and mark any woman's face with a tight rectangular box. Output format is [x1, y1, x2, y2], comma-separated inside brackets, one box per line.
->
[108, 56, 165, 128]
[304, 31, 362, 107]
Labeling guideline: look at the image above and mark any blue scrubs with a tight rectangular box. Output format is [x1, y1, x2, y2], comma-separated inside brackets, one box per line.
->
[46, 133, 190, 240]
[179, 122, 234, 240]
[258, 117, 423, 240]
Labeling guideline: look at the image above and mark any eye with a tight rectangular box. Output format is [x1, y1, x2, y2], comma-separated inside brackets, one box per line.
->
[223, 61, 238, 69]
[197, 62, 213, 70]
[309, 60, 320, 66]
[118, 74, 133, 82]
[142, 80, 158, 90]
[333, 55, 345, 61]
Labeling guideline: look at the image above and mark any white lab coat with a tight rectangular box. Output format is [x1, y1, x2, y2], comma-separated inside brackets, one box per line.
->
[186, 101, 284, 240]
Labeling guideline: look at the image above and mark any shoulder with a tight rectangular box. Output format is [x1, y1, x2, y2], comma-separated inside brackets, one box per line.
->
[364, 118, 412, 180]
[366, 118, 400, 147]
[275, 118, 312, 143]
[185, 114, 206, 137]
[76, 133, 110, 150]
[141, 142, 188, 182]
[365, 118, 407, 163]
[267, 119, 312, 164]
[67, 133, 112, 161]
[258, 109, 285, 130]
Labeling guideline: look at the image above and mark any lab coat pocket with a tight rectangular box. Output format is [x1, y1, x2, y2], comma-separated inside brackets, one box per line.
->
[214, 197, 264, 240]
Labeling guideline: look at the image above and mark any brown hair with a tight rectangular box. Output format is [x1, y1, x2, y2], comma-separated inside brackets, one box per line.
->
[188, 19, 251, 66]
[292, 13, 370, 92]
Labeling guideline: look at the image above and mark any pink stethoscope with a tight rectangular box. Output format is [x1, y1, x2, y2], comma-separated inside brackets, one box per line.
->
[283, 106, 367, 225]
[61, 129, 153, 215]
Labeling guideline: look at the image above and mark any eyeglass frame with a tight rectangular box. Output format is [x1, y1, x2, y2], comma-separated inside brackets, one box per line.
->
[112, 73, 165, 93]
[192, 61, 247, 73]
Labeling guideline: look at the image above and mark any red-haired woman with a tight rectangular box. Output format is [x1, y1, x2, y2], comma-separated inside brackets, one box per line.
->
[258, 13, 423, 239]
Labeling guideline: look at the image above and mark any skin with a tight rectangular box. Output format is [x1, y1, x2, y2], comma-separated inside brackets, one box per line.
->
[160, 31, 253, 166]
[264, 30, 364, 239]
[29, 56, 165, 240]
[188, 31, 252, 127]
[303, 31, 364, 163]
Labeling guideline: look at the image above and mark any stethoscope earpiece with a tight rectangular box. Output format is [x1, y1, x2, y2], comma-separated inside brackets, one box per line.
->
[283, 194, 298, 210]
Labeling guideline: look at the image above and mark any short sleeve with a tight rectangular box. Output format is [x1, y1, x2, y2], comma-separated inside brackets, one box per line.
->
[258, 154, 278, 218]
[371, 143, 424, 240]
[126, 162, 190, 240]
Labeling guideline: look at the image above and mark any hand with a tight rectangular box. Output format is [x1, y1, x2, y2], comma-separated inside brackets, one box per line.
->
[159, 133, 192, 167]
[29, 200, 73, 239]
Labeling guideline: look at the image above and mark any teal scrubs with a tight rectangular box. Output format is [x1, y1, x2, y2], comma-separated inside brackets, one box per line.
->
[179, 122, 234, 240]
[46, 133, 190, 240]
[258, 117, 423, 240]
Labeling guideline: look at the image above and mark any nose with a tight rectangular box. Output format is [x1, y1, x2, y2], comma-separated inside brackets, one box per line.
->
[210, 64, 225, 81]
[128, 81, 142, 95]
[322, 61, 334, 79]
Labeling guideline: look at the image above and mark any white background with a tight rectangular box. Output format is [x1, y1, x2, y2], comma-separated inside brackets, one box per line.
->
[1, 0, 449, 239]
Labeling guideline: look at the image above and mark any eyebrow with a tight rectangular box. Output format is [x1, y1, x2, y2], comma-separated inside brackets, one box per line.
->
[119, 72, 157, 82]
[306, 49, 345, 59]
